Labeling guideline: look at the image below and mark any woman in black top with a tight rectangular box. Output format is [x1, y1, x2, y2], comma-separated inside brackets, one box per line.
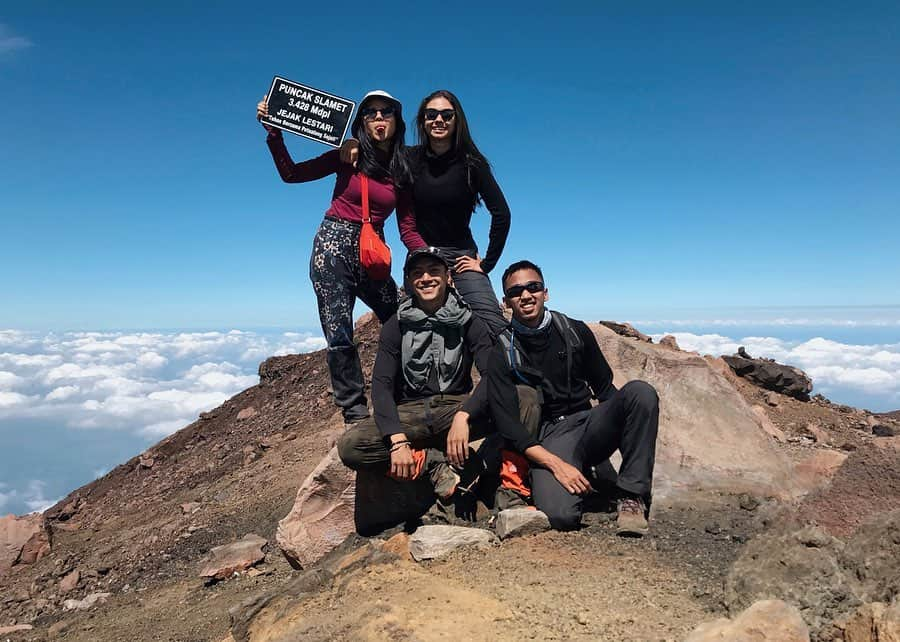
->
[342, 90, 511, 337]
[409, 90, 510, 337]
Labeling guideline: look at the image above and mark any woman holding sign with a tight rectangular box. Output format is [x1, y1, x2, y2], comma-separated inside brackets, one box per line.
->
[257, 90, 425, 423]
[341, 90, 511, 338]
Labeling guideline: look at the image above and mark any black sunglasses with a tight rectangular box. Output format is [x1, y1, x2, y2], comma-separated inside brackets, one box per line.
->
[361, 105, 396, 120]
[423, 108, 456, 122]
[504, 281, 545, 298]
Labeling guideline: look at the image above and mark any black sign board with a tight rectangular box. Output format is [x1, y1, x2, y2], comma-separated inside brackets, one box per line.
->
[262, 77, 356, 148]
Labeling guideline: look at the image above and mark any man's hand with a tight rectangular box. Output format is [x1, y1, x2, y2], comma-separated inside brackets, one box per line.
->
[550, 459, 592, 495]
[524, 445, 592, 496]
[446, 411, 470, 468]
[454, 255, 483, 274]
[389, 434, 415, 480]
[339, 139, 359, 167]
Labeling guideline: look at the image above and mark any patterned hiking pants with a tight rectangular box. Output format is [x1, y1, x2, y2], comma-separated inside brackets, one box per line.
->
[310, 217, 398, 416]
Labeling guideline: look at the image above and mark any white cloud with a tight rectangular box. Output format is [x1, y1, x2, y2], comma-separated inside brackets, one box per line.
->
[0, 24, 32, 55]
[0, 329, 324, 440]
[655, 332, 900, 402]
[0, 480, 59, 515]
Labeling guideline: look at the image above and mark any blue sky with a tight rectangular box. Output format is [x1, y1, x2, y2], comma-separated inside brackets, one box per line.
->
[2, 2, 898, 330]
[2, 4, 900, 515]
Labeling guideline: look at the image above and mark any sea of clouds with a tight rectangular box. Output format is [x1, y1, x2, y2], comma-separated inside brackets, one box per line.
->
[0, 329, 325, 438]
[0, 329, 325, 514]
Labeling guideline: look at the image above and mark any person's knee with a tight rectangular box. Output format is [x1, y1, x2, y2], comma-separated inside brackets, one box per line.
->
[337, 430, 363, 469]
[544, 506, 582, 531]
[622, 380, 659, 410]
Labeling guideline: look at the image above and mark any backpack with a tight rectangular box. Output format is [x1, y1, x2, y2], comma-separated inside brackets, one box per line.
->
[498, 310, 583, 401]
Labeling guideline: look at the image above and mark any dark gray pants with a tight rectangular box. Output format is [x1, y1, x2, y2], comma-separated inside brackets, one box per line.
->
[434, 247, 507, 339]
[532, 380, 659, 530]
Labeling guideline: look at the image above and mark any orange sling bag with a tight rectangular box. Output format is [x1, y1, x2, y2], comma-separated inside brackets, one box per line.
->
[358, 174, 392, 281]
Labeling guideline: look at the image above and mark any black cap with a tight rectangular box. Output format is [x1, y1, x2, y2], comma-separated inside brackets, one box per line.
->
[403, 247, 450, 276]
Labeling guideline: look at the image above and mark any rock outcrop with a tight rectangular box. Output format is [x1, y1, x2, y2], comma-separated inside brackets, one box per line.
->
[685, 599, 810, 641]
[590, 324, 796, 500]
[722, 347, 813, 400]
[0, 513, 51, 574]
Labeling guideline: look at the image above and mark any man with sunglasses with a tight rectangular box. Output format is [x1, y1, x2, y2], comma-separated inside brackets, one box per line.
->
[486, 260, 659, 536]
[338, 247, 495, 508]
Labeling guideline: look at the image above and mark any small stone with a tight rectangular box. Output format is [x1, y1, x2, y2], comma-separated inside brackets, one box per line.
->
[738, 494, 760, 511]
[801, 422, 829, 444]
[380, 532, 412, 561]
[685, 599, 809, 641]
[409, 525, 497, 561]
[659, 335, 680, 350]
[48, 621, 72, 636]
[180, 502, 202, 515]
[237, 406, 258, 421]
[139, 456, 155, 469]
[59, 568, 80, 593]
[496, 508, 551, 540]
[0, 624, 34, 635]
[62, 592, 111, 611]
[199, 534, 267, 581]
[576, 612, 590, 625]
[873, 425, 896, 437]
[764, 391, 780, 407]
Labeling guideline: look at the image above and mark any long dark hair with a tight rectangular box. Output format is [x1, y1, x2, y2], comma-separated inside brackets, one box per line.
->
[350, 95, 413, 188]
[416, 89, 488, 211]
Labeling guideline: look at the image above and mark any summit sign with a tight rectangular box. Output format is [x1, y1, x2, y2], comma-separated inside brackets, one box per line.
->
[262, 77, 355, 148]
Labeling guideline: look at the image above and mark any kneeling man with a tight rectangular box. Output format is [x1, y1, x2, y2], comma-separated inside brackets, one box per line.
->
[338, 247, 494, 499]
[487, 260, 659, 535]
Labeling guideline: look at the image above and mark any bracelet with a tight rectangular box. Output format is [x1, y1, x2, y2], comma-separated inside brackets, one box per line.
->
[390, 441, 411, 453]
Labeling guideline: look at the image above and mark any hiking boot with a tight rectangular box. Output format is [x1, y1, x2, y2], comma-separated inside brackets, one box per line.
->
[616, 497, 649, 537]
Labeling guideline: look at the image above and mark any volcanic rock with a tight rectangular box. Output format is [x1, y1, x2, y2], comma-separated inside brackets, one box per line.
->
[722, 348, 813, 400]
[276, 444, 356, 570]
[589, 324, 795, 499]
[408, 525, 498, 561]
[659, 335, 680, 350]
[685, 599, 810, 641]
[1, 513, 51, 574]
[495, 508, 551, 539]
[59, 568, 80, 593]
[63, 592, 111, 611]
[726, 526, 857, 632]
[598, 320, 652, 342]
[836, 600, 900, 642]
[199, 534, 267, 581]
[0, 624, 34, 635]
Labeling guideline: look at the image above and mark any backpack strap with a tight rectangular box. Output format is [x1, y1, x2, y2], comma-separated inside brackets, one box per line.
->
[550, 311, 582, 404]
[499, 329, 531, 385]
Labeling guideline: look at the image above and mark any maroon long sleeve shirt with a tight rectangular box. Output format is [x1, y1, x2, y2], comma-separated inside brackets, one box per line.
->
[266, 131, 426, 249]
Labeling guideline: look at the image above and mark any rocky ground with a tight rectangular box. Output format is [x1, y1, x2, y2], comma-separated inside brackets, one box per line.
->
[1, 318, 898, 641]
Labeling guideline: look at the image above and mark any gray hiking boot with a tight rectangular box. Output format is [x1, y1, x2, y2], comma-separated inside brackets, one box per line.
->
[616, 497, 649, 537]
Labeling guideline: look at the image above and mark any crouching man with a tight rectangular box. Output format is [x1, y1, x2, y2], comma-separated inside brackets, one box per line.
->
[338, 247, 494, 502]
[487, 260, 659, 536]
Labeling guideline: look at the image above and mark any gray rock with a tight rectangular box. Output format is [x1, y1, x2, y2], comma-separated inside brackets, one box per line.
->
[726, 526, 859, 633]
[495, 508, 550, 540]
[409, 525, 497, 561]
[62, 592, 111, 611]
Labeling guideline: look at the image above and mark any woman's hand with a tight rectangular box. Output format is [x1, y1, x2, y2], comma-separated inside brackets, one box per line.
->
[454, 254, 484, 274]
[257, 96, 275, 133]
[339, 139, 360, 167]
